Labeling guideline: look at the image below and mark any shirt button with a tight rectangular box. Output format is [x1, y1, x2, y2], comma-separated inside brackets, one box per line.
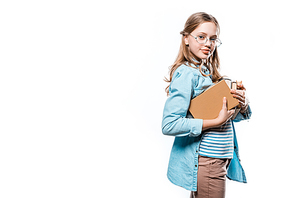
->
[195, 165, 197, 167]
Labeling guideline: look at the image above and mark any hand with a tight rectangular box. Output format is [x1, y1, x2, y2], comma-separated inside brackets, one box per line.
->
[230, 83, 248, 113]
[215, 97, 235, 126]
[202, 97, 235, 131]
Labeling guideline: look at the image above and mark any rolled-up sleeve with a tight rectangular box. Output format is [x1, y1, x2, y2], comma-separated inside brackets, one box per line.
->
[233, 105, 252, 122]
[162, 66, 203, 137]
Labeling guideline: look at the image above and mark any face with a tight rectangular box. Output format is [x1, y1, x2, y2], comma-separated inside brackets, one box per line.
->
[184, 22, 218, 60]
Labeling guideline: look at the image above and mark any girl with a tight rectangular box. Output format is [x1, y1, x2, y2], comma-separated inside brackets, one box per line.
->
[162, 12, 251, 198]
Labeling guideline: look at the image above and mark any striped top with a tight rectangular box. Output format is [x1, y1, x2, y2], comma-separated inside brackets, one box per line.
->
[199, 120, 234, 159]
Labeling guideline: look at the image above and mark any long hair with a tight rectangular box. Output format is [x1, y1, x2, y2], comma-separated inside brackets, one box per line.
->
[165, 12, 222, 95]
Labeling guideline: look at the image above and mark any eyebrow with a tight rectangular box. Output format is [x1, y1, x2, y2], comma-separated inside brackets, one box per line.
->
[196, 32, 217, 37]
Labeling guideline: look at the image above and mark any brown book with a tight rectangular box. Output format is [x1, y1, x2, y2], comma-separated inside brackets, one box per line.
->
[189, 80, 239, 119]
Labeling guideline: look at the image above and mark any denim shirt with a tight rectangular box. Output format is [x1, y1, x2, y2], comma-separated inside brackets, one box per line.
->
[162, 64, 252, 191]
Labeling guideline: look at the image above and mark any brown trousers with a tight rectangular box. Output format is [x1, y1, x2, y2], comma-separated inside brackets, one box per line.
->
[190, 156, 230, 198]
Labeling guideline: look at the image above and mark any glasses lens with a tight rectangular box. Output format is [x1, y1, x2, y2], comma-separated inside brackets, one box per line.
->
[215, 39, 222, 47]
[193, 34, 222, 47]
[196, 35, 207, 44]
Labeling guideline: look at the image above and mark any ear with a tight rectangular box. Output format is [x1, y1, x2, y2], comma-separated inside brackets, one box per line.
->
[184, 35, 189, 45]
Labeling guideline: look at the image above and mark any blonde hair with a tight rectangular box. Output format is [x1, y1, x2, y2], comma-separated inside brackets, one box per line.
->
[165, 12, 222, 94]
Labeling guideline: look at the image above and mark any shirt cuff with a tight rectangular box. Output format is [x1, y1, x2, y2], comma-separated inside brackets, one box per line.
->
[188, 118, 203, 137]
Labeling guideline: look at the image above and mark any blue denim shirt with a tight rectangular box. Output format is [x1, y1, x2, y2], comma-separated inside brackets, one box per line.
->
[162, 64, 252, 191]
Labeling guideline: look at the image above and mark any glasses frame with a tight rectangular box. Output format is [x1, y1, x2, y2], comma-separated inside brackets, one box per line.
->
[190, 34, 222, 47]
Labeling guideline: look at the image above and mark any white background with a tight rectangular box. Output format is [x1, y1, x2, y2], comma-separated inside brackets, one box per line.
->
[0, 0, 295, 197]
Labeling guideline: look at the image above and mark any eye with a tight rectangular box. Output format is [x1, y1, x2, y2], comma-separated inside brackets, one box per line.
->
[198, 35, 206, 40]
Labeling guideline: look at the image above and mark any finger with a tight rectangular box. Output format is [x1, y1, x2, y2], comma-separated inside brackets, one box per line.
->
[228, 110, 235, 121]
[230, 89, 236, 94]
[238, 100, 245, 106]
[229, 109, 235, 115]
[231, 89, 245, 97]
[222, 97, 227, 109]
[235, 95, 246, 105]
[231, 90, 245, 102]
[236, 90, 245, 96]
[224, 110, 235, 122]
[237, 84, 246, 90]
[232, 94, 245, 102]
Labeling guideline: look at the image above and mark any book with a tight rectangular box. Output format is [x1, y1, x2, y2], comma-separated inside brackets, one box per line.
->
[188, 80, 239, 120]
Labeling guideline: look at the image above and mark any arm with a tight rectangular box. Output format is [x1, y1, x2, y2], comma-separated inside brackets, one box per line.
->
[162, 66, 234, 137]
[231, 84, 252, 122]
[162, 66, 203, 137]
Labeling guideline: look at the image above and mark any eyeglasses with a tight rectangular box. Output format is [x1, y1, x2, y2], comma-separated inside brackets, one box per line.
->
[190, 34, 222, 47]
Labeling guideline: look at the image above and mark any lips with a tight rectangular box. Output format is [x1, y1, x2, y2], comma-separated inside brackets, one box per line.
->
[201, 48, 211, 54]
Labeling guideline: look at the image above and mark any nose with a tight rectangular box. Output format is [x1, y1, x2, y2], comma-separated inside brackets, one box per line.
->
[205, 38, 212, 47]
